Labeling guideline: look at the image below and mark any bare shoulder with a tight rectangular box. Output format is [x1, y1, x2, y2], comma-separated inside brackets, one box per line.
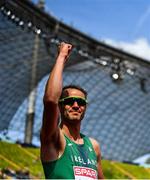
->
[40, 128, 66, 161]
[89, 137, 101, 156]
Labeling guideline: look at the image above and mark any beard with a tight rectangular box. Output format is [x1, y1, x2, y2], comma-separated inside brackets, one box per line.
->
[63, 110, 85, 123]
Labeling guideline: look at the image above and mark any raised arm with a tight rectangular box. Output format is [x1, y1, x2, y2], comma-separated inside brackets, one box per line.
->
[40, 42, 73, 145]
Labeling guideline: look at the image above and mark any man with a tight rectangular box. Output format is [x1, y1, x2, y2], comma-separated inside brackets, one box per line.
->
[40, 42, 104, 179]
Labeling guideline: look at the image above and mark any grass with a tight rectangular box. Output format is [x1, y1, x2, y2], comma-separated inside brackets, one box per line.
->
[0, 141, 150, 179]
[0, 141, 44, 178]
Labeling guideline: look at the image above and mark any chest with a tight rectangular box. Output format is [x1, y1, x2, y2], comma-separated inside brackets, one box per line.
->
[66, 143, 97, 168]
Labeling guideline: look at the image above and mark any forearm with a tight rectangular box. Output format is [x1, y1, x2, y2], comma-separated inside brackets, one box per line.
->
[44, 55, 65, 104]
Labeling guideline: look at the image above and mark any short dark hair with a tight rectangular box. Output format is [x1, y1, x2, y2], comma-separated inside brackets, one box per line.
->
[60, 84, 88, 99]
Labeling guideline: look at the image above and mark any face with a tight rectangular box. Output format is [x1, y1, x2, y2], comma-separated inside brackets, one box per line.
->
[59, 88, 87, 123]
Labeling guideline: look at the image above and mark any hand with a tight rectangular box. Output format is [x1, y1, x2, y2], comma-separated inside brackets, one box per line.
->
[58, 42, 73, 61]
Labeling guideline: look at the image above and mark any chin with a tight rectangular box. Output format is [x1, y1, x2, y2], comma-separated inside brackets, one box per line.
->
[63, 113, 85, 122]
[70, 114, 84, 121]
[69, 116, 81, 121]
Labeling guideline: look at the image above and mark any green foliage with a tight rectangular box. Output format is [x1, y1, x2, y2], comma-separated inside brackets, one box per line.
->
[0, 141, 44, 178]
[118, 162, 150, 179]
[0, 141, 150, 179]
[102, 160, 129, 179]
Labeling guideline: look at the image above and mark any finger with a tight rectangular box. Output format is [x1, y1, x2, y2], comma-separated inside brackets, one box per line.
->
[68, 44, 73, 50]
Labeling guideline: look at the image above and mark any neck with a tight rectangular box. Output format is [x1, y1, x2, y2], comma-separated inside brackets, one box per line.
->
[60, 121, 81, 140]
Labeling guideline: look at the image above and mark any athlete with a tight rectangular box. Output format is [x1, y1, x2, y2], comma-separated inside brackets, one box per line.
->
[40, 42, 104, 179]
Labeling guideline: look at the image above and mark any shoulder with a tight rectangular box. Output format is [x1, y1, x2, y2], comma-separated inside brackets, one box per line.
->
[40, 129, 66, 161]
[82, 134, 101, 152]
[89, 137, 101, 157]
[89, 137, 100, 148]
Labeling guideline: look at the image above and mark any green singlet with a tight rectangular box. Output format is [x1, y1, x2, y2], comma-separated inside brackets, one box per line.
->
[42, 133, 98, 179]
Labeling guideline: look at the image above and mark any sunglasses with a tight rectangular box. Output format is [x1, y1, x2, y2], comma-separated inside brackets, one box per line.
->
[59, 96, 87, 106]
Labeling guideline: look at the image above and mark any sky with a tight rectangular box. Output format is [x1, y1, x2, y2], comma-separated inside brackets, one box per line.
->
[32, 0, 150, 61]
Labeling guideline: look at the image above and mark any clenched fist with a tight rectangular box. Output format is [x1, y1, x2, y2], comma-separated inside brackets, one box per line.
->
[58, 42, 73, 61]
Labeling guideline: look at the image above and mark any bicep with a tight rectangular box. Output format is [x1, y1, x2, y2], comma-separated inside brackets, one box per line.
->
[41, 101, 60, 144]
[90, 138, 104, 179]
[97, 151, 104, 179]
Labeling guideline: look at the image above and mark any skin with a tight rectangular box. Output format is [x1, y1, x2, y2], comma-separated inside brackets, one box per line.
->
[60, 89, 86, 123]
[40, 42, 104, 179]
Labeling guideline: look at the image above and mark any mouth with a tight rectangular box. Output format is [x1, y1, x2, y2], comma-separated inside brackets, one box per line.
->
[70, 111, 80, 115]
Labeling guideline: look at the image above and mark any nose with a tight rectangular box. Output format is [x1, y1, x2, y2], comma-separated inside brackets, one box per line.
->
[72, 101, 79, 109]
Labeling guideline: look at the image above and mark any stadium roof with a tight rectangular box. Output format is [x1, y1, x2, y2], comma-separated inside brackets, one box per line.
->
[0, 0, 150, 161]
[1, 0, 150, 66]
